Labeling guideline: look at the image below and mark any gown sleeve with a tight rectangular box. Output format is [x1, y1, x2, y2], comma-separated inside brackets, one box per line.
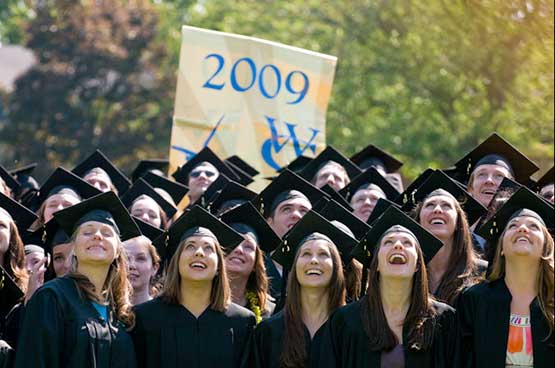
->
[456, 288, 476, 368]
[315, 312, 341, 368]
[14, 288, 64, 368]
[240, 320, 269, 368]
[434, 304, 459, 368]
[0, 340, 14, 368]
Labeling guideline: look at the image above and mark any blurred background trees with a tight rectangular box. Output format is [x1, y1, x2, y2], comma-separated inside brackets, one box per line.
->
[0, 0, 553, 181]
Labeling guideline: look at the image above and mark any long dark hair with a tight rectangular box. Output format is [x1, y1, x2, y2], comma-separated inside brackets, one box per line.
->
[345, 258, 363, 301]
[244, 247, 270, 314]
[361, 238, 437, 351]
[3, 221, 28, 291]
[413, 193, 482, 305]
[160, 238, 230, 312]
[280, 239, 346, 368]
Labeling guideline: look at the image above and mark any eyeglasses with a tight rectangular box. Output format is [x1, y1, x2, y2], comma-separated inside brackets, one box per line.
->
[190, 170, 217, 178]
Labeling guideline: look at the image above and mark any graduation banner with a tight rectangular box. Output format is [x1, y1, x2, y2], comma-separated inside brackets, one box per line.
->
[169, 26, 338, 189]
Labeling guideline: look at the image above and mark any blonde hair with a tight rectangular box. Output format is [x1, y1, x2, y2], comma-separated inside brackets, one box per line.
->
[488, 225, 554, 340]
[68, 228, 135, 329]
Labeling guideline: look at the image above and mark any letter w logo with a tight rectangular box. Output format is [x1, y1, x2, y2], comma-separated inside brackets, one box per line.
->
[261, 116, 320, 170]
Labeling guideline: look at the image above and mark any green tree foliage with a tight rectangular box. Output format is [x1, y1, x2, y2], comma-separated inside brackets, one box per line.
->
[1, 0, 173, 178]
[179, 0, 554, 178]
[1, 0, 553, 180]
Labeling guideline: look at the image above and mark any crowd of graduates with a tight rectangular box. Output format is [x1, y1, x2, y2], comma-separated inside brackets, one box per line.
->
[0, 131, 553, 368]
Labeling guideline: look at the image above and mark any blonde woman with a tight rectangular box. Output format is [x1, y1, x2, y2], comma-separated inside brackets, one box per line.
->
[15, 192, 139, 368]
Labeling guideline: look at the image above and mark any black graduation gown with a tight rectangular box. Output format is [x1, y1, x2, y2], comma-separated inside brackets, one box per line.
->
[2, 303, 24, 349]
[14, 277, 137, 368]
[0, 340, 14, 368]
[132, 297, 256, 368]
[317, 299, 457, 368]
[242, 310, 327, 368]
[457, 279, 554, 368]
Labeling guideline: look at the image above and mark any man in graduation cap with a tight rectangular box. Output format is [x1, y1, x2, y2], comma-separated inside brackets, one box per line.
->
[534, 166, 554, 204]
[252, 169, 326, 305]
[299, 146, 362, 192]
[172, 147, 241, 208]
[448, 133, 539, 209]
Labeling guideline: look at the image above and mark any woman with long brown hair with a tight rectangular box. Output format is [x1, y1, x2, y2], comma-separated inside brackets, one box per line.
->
[220, 202, 281, 321]
[319, 206, 456, 367]
[132, 205, 256, 368]
[409, 170, 487, 305]
[14, 192, 139, 368]
[0, 192, 33, 337]
[243, 210, 354, 368]
[458, 187, 554, 367]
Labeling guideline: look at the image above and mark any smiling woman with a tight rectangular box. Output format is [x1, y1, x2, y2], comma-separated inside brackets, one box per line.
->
[131, 205, 256, 368]
[458, 187, 554, 368]
[318, 206, 457, 368]
[243, 210, 349, 368]
[14, 192, 140, 368]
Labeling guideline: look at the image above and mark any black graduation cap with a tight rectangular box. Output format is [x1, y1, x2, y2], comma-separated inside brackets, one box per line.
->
[172, 147, 240, 184]
[0, 191, 38, 231]
[340, 167, 400, 203]
[367, 198, 401, 226]
[53, 191, 140, 241]
[252, 169, 326, 218]
[219, 202, 281, 253]
[477, 186, 554, 243]
[72, 150, 132, 194]
[313, 198, 371, 240]
[533, 166, 554, 192]
[9, 163, 40, 191]
[272, 210, 359, 270]
[20, 219, 69, 256]
[121, 178, 177, 218]
[299, 146, 362, 183]
[131, 159, 169, 183]
[451, 133, 539, 184]
[319, 184, 353, 211]
[8, 163, 37, 179]
[264, 155, 314, 181]
[37, 167, 102, 207]
[0, 165, 21, 195]
[352, 205, 443, 266]
[0, 265, 25, 310]
[206, 181, 257, 215]
[395, 168, 436, 206]
[225, 155, 260, 177]
[400, 170, 487, 225]
[281, 155, 313, 173]
[194, 174, 232, 208]
[132, 216, 167, 258]
[165, 205, 243, 262]
[142, 171, 189, 205]
[224, 160, 255, 186]
[350, 144, 403, 173]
